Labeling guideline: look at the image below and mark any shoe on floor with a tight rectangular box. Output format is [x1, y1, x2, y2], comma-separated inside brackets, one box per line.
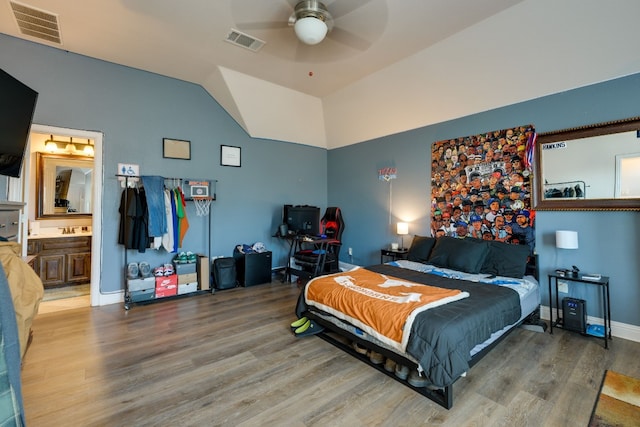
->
[384, 358, 397, 373]
[369, 351, 384, 364]
[290, 316, 308, 331]
[394, 364, 409, 380]
[294, 319, 324, 337]
[352, 342, 368, 355]
[407, 369, 428, 387]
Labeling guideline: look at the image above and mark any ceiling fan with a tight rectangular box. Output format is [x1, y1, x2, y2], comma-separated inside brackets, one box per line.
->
[289, 0, 336, 45]
[233, 0, 385, 61]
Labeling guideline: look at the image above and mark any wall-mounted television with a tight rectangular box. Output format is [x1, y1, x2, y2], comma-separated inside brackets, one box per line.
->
[283, 205, 320, 236]
[0, 68, 38, 178]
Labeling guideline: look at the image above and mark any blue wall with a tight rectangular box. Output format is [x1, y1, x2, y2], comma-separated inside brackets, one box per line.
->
[329, 74, 640, 327]
[3, 33, 639, 328]
[1, 34, 327, 293]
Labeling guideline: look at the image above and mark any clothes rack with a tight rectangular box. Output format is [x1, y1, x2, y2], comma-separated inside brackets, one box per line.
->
[117, 174, 213, 310]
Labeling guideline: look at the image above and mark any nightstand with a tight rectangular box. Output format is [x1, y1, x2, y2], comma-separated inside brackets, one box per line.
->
[548, 273, 611, 349]
[380, 248, 409, 263]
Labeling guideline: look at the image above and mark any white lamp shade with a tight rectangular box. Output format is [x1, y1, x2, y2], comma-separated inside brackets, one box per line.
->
[294, 17, 328, 45]
[556, 230, 579, 249]
[397, 222, 409, 236]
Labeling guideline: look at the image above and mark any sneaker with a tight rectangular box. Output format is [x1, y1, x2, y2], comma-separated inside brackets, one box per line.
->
[153, 266, 165, 277]
[369, 351, 384, 365]
[163, 263, 174, 276]
[186, 251, 197, 263]
[394, 364, 409, 380]
[352, 342, 368, 355]
[138, 261, 152, 278]
[407, 370, 428, 388]
[127, 262, 139, 279]
[384, 358, 397, 373]
[173, 252, 187, 264]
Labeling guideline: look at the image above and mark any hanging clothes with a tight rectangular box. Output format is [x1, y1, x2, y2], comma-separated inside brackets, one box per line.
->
[118, 186, 150, 252]
[161, 188, 174, 253]
[175, 187, 189, 249]
[140, 175, 167, 237]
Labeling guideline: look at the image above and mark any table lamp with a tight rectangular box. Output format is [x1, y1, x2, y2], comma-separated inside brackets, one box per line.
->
[397, 222, 409, 250]
[555, 230, 579, 276]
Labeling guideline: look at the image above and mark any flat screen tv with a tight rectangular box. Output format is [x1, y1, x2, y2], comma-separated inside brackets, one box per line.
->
[0, 68, 38, 178]
[284, 205, 320, 236]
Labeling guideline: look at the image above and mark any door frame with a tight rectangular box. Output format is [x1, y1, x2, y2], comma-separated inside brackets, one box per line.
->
[27, 124, 105, 306]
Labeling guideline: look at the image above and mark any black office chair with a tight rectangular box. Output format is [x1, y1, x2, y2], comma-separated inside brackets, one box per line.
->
[293, 207, 345, 277]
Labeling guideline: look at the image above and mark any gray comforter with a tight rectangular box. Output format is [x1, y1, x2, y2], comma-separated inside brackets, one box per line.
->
[303, 264, 521, 388]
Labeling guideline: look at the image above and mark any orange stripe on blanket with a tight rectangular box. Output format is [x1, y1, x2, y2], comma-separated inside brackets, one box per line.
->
[305, 267, 469, 351]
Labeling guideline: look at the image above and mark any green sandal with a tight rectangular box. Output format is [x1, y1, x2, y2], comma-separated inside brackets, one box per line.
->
[290, 317, 308, 331]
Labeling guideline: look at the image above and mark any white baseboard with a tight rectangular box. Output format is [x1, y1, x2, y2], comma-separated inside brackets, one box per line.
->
[541, 305, 640, 343]
[95, 291, 123, 307]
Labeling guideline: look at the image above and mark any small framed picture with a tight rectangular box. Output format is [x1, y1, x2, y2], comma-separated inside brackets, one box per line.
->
[163, 138, 191, 160]
[220, 145, 241, 167]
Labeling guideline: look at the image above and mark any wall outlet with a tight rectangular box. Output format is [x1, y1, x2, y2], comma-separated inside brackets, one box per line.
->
[558, 281, 569, 293]
[348, 247, 353, 256]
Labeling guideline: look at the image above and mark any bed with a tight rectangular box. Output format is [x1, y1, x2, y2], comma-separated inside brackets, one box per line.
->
[296, 235, 540, 409]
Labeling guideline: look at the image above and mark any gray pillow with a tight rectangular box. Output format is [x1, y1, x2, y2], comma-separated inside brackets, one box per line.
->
[407, 235, 437, 263]
[480, 240, 531, 278]
[427, 236, 490, 274]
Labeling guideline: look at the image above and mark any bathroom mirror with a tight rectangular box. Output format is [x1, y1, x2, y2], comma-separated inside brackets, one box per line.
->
[534, 117, 640, 211]
[36, 152, 93, 218]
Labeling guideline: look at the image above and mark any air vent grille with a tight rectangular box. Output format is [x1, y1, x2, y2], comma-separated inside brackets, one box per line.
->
[225, 29, 265, 53]
[10, 1, 61, 44]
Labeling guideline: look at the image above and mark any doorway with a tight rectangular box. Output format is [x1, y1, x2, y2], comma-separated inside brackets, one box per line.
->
[25, 124, 103, 310]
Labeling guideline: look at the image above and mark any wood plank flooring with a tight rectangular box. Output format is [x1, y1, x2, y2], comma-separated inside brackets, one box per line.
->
[21, 281, 640, 426]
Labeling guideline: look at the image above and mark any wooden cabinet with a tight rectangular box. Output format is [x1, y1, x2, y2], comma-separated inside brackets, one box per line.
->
[28, 236, 91, 288]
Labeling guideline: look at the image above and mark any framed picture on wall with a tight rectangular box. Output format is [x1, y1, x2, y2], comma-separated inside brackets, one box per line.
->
[163, 138, 191, 160]
[220, 145, 241, 167]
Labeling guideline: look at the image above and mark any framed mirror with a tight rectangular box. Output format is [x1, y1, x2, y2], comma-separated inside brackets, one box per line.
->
[534, 117, 640, 211]
[36, 152, 93, 218]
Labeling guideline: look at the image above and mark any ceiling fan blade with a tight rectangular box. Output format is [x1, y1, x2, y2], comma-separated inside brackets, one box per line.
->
[235, 21, 290, 31]
[327, 26, 371, 51]
[328, 0, 372, 19]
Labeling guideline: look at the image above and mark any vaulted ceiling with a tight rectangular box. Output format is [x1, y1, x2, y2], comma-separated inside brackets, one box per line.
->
[2, 0, 639, 148]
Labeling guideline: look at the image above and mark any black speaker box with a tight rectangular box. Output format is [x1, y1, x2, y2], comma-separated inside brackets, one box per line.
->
[235, 251, 272, 287]
[562, 297, 587, 334]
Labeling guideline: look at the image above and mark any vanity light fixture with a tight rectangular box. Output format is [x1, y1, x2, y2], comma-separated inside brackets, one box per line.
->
[45, 135, 64, 152]
[44, 136, 94, 156]
[73, 139, 94, 157]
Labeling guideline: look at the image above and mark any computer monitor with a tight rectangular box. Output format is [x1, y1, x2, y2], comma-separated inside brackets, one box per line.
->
[284, 205, 320, 235]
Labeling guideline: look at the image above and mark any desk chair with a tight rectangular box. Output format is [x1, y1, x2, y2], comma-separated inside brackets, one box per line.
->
[293, 207, 345, 278]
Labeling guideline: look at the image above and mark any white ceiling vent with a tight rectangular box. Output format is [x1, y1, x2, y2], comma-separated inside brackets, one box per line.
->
[10, 1, 61, 44]
[225, 29, 265, 53]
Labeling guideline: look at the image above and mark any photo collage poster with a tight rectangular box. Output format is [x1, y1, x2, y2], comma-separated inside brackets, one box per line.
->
[430, 125, 537, 255]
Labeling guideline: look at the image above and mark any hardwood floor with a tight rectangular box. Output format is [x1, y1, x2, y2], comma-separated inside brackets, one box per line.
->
[22, 281, 640, 426]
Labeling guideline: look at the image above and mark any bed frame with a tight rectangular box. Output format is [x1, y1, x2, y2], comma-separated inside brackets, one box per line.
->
[304, 305, 541, 409]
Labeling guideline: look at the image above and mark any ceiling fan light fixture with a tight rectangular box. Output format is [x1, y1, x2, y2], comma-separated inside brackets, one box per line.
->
[294, 16, 328, 45]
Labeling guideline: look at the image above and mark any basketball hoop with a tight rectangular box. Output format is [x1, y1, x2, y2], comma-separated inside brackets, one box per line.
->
[193, 196, 212, 216]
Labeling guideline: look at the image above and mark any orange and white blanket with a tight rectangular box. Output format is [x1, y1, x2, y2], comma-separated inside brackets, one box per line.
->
[305, 267, 469, 352]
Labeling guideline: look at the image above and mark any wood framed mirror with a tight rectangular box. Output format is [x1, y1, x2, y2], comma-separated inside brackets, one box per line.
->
[534, 117, 640, 211]
[36, 152, 93, 218]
